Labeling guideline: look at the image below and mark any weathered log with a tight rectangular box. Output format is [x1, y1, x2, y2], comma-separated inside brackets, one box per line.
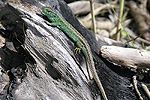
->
[100, 46, 150, 69]
[0, 0, 149, 100]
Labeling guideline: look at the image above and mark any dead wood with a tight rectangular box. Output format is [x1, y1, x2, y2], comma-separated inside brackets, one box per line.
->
[79, 19, 115, 31]
[0, 0, 149, 100]
[141, 83, 150, 99]
[68, 1, 103, 15]
[127, 1, 150, 41]
[100, 45, 150, 69]
[125, 28, 150, 45]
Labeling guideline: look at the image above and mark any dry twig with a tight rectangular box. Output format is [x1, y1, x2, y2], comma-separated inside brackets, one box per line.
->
[141, 83, 150, 99]
[133, 76, 143, 100]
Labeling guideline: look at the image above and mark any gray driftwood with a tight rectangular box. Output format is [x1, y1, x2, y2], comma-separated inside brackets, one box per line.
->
[0, 0, 148, 100]
[100, 46, 150, 69]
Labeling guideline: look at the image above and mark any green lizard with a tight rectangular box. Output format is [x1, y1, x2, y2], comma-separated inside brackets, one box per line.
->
[42, 7, 108, 100]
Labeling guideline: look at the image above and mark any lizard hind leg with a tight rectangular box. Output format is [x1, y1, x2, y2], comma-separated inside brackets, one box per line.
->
[76, 42, 94, 80]
[74, 41, 83, 55]
[75, 42, 93, 80]
[74, 47, 81, 55]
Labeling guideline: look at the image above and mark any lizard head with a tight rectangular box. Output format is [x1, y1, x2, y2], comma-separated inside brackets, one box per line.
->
[42, 7, 59, 22]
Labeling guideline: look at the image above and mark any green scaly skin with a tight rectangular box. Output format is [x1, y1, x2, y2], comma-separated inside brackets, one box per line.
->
[42, 7, 108, 100]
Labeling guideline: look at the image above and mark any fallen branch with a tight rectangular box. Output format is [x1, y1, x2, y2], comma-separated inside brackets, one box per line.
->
[141, 83, 150, 99]
[100, 46, 150, 69]
[133, 76, 143, 100]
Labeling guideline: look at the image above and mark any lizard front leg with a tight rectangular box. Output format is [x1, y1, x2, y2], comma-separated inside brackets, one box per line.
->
[45, 21, 58, 26]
